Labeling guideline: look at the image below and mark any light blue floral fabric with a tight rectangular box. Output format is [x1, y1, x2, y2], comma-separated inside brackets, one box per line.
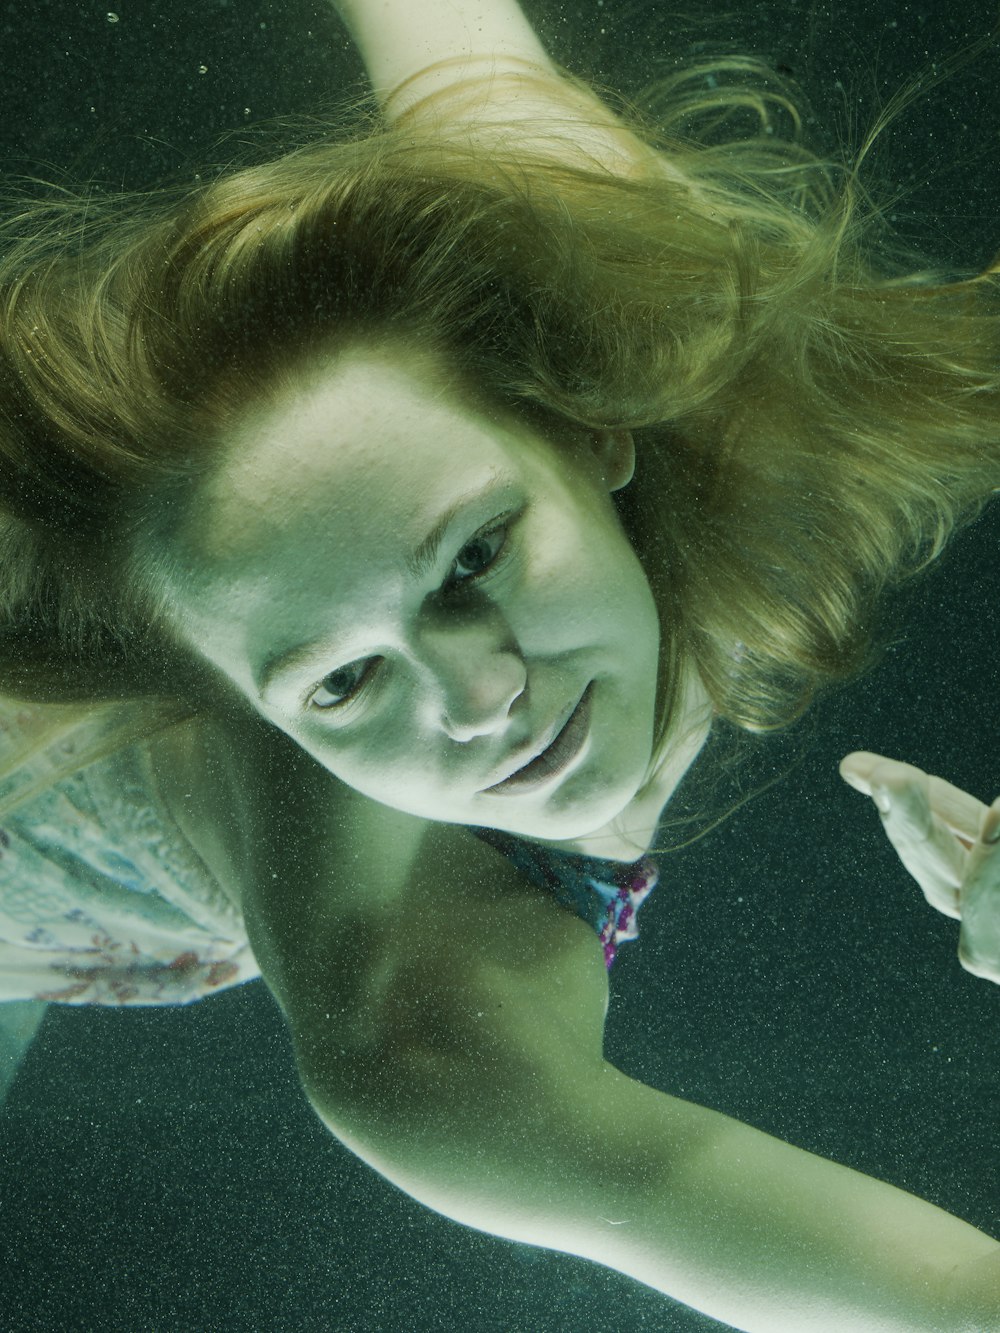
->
[0, 702, 258, 1006]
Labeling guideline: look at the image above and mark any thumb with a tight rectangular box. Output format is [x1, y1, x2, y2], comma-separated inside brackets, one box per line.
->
[838, 750, 886, 795]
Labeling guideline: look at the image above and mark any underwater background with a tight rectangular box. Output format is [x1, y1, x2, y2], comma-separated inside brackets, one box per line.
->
[0, 1, 998, 1328]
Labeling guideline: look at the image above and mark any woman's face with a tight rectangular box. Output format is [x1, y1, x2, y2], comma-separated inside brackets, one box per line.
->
[161, 341, 704, 843]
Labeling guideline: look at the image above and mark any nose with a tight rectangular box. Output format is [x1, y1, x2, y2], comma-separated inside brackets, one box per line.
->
[419, 616, 526, 742]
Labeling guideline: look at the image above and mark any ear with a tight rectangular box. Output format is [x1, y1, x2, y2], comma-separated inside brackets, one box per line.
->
[589, 429, 635, 491]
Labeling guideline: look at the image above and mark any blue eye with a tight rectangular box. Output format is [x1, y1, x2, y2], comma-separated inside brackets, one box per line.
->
[309, 660, 377, 711]
[306, 516, 516, 712]
[443, 523, 508, 593]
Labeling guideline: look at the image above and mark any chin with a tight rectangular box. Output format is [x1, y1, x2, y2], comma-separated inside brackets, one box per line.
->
[510, 783, 642, 843]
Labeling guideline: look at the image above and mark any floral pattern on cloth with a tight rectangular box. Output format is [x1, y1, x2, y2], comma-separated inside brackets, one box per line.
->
[0, 701, 259, 1006]
[470, 824, 660, 969]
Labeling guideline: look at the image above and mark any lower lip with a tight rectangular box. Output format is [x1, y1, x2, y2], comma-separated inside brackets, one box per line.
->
[486, 683, 593, 795]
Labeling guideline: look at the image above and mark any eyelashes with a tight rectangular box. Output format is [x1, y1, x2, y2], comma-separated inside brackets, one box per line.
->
[305, 511, 520, 713]
[444, 517, 515, 596]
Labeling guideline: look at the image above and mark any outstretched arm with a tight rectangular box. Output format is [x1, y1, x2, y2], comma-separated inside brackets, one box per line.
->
[308, 1034, 1000, 1333]
[247, 803, 1000, 1333]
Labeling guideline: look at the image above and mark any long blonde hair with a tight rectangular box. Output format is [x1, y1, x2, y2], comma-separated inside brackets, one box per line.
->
[0, 40, 998, 814]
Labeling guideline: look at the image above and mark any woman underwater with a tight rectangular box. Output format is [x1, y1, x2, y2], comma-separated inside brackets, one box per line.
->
[0, 0, 998, 1327]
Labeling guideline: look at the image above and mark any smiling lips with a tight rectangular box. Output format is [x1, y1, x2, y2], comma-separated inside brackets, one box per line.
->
[484, 682, 594, 794]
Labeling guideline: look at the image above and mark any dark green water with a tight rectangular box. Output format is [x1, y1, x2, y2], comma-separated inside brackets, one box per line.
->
[0, 2, 997, 1329]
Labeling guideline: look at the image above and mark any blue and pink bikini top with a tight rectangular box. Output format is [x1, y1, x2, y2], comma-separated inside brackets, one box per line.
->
[470, 823, 661, 970]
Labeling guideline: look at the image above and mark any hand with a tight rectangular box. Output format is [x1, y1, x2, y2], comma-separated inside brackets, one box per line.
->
[839, 751, 1000, 984]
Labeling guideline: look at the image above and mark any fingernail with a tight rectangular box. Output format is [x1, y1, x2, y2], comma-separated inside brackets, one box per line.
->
[982, 797, 1000, 844]
[872, 787, 891, 815]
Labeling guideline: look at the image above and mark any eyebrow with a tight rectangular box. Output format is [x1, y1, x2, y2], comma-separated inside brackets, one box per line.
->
[253, 471, 511, 702]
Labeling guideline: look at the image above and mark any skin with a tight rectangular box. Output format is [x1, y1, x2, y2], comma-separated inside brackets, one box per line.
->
[157, 338, 713, 855]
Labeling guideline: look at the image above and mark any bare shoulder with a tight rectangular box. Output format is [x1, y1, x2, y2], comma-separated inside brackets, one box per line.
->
[251, 778, 609, 1064]
[152, 715, 618, 1202]
[288, 812, 612, 1122]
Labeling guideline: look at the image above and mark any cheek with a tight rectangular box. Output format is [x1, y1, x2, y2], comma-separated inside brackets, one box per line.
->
[525, 510, 633, 620]
[302, 722, 431, 796]
[533, 506, 618, 591]
[567, 528, 651, 632]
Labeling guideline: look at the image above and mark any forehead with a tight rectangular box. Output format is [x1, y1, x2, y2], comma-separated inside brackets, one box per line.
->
[184, 345, 531, 571]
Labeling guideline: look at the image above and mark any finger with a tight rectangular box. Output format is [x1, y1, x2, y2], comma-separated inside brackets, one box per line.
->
[957, 797, 1000, 984]
[925, 774, 985, 848]
[867, 764, 964, 919]
[841, 751, 986, 845]
[839, 750, 889, 794]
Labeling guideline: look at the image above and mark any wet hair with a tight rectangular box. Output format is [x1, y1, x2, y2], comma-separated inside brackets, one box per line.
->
[0, 43, 999, 811]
